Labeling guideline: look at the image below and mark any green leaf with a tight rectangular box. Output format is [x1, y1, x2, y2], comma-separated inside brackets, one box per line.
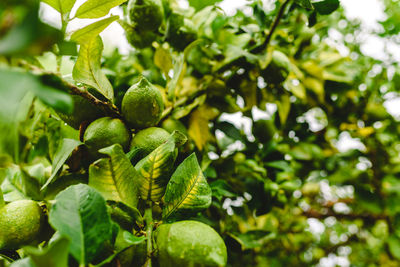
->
[135, 131, 187, 201]
[295, 0, 314, 9]
[106, 200, 143, 229]
[41, 0, 76, 17]
[24, 236, 70, 267]
[210, 180, 236, 202]
[388, 235, 400, 260]
[0, 6, 62, 56]
[75, 0, 127, 18]
[162, 153, 212, 221]
[123, 231, 147, 245]
[312, 0, 340, 15]
[154, 46, 173, 76]
[0, 70, 73, 118]
[228, 231, 276, 250]
[9, 258, 35, 267]
[70, 16, 119, 44]
[49, 184, 115, 265]
[41, 138, 82, 190]
[1, 165, 41, 201]
[72, 36, 114, 100]
[188, 0, 223, 11]
[89, 144, 140, 208]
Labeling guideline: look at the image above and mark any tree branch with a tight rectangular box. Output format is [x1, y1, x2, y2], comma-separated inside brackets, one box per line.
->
[251, 0, 292, 54]
[63, 80, 122, 118]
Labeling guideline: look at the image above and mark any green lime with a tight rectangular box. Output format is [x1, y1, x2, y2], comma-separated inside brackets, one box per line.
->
[121, 77, 164, 129]
[155, 220, 227, 267]
[128, 0, 163, 31]
[161, 118, 187, 135]
[130, 127, 170, 156]
[83, 117, 131, 155]
[127, 27, 158, 49]
[166, 13, 197, 51]
[0, 200, 44, 250]
[262, 50, 291, 84]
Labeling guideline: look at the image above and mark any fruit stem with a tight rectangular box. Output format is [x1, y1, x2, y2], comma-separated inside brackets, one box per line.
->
[144, 201, 154, 267]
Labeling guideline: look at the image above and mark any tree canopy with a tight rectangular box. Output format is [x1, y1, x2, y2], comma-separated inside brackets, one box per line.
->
[1, 0, 400, 266]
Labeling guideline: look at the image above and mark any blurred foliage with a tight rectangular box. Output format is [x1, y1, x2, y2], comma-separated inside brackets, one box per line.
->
[1, 0, 400, 266]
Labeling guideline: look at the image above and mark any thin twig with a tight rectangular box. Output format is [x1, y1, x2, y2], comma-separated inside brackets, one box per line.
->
[252, 0, 292, 53]
[63, 80, 122, 118]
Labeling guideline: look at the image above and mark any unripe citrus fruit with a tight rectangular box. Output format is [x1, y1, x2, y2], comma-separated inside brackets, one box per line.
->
[130, 127, 170, 156]
[128, 0, 163, 31]
[121, 77, 164, 129]
[262, 50, 291, 84]
[83, 117, 131, 155]
[166, 13, 197, 51]
[161, 118, 187, 135]
[155, 220, 227, 267]
[0, 200, 45, 250]
[127, 28, 158, 49]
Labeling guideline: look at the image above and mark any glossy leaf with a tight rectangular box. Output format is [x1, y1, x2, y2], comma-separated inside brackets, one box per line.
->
[42, 0, 76, 16]
[312, 0, 340, 15]
[75, 0, 127, 19]
[135, 131, 187, 201]
[295, 0, 313, 9]
[0, 70, 73, 117]
[188, 0, 223, 11]
[9, 258, 34, 267]
[41, 138, 82, 190]
[388, 235, 400, 260]
[70, 16, 119, 44]
[106, 200, 143, 229]
[72, 36, 114, 100]
[24, 236, 70, 267]
[49, 184, 115, 265]
[89, 144, 139, 208]
[163, 153, 212, 220]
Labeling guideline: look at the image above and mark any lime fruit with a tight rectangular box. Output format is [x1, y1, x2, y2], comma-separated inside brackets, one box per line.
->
[155, 220, 227, 267]
[128, 0, 163, 31]
[161, 118, 187, 135]
[0, 200, 45, 250]
[130, 127, 170, 156]
[121, 77, 164, 129]
[83, 117, 131, 155]
[126, 27, 158, 49]
[166, 13, 197, 51]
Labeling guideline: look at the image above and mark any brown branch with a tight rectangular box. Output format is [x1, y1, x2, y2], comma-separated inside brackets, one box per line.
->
[63, 80, 122, 118]
[251, 0, 292, 54]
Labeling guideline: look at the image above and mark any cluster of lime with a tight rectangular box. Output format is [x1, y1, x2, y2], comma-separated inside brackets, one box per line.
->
[122, 0, 196, 50]
[82, 77, 227, 266]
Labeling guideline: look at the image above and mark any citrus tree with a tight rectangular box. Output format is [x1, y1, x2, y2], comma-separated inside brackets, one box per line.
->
[1, 0, 400, 266]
